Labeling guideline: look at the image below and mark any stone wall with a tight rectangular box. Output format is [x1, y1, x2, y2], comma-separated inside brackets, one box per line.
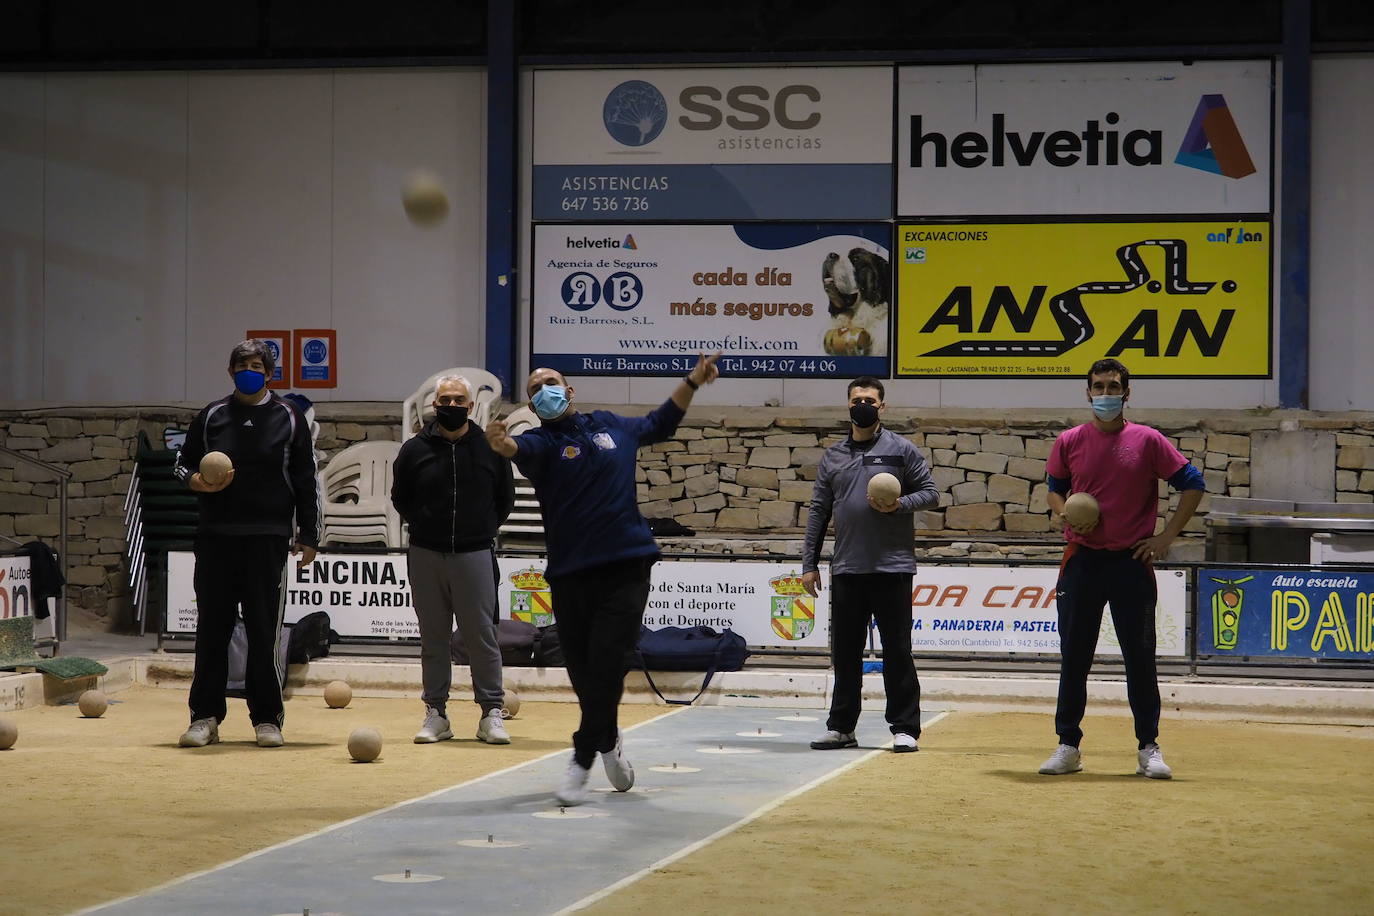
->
[3, 403, 1371, 628]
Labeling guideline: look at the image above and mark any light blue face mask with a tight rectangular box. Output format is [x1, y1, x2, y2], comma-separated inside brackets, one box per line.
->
[531, 384, 569, 420]
[1091, 394, 1124, 421]
[234, 369, 266, 395]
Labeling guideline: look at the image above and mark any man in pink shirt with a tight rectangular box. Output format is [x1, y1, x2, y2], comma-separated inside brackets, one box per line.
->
[1039, 358, 1205, 779]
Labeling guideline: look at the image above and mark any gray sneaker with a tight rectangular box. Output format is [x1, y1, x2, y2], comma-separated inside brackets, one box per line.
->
[414, 707, 453, 744]
[254, 723, 284, 748]
[810, 729, 857, 750]
[1038, 743, 1083, 775]
[179, 718, 219, 748]
[1137, 743, 1173, 779]
[476, 708, 511, 745]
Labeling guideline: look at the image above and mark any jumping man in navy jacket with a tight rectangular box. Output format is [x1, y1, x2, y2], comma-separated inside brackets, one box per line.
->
[486, 352, 720, 805]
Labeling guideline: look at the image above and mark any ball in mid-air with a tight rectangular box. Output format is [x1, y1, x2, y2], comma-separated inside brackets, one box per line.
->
[401, 171, 450, 227]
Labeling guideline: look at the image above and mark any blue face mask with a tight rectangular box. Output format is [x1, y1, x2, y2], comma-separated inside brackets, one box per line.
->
[234, 369, 266, 395]
[1091, 394, 1124, 421]
[531, 384, 569, 420]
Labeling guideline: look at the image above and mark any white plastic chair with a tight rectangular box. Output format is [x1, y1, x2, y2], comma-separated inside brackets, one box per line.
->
[319, 441, 404, 547]
[497, 405, 545, 543]
[401, 367, 502, 440]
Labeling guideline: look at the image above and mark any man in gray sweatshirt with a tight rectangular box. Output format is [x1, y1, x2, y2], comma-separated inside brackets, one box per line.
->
[801, 376, 939, 753]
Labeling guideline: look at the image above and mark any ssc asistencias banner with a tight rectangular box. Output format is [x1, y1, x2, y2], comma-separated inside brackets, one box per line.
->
[895, 221, 1270, 378]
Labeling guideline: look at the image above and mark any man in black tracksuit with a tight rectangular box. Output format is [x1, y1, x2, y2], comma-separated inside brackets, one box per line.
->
[391, 374, 515, 746]
[172, 339, 321, 748]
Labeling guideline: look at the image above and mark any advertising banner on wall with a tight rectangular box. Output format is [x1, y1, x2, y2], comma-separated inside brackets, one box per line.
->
[878, 566, 1189, 658]
[1198, 568, 1374, 660]
[164, 553, 830, 650]
[897, 61, 1273, 216]
[894, 220, 1270, 377]
[533, 223, 891, 378]
[532, 67, 892, 220]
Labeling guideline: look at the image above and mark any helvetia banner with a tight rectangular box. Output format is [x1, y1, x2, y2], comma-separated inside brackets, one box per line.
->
[897, 60, 1272, 216]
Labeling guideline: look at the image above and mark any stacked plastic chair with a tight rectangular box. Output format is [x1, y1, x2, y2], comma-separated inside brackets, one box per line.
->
[496, 405, 546, 547]
[319, 441, 403, 547]
[127, 430, 199, 634]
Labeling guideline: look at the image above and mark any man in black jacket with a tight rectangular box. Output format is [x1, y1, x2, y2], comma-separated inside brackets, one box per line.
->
[173, 339, 321, 748]
[391, 374, 515, 745]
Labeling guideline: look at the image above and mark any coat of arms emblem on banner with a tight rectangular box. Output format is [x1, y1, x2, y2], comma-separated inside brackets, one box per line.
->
[769, 572, 814, 640]
[509, 567, 554, 626]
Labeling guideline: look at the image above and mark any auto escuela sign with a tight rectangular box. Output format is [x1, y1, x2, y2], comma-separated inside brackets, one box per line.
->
[532, 66, 891, 220]
[897, 60, 1272, 216]
[1199, 568, 1374, 660]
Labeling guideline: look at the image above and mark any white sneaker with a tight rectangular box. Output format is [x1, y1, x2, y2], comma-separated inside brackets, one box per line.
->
[602, 731, 634, 792]
[179, 718, 219, 748]
[1137, 743, 1173, 779]
[254, 723, 284, 748]
[1038, 743, 1083, 775]
[413, 707, 453, 743]
[555, 758, 592, 806]
[892, 733, 919, 753]
[810, 729, 857, 750]
[476, 708, 510, 745]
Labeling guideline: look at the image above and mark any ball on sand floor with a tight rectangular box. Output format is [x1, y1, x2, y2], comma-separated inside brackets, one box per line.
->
[78, 690, 108, 718]
[0, 718, 16, 749]
[323, 680, 352, 709]
[199, 451, 233, 486]
[867, 472, 901, 507]
[401, 170, 450, 227]
[348, 727, 382, 763]
[1063, 492, 1101, 528]
[501, 688, 520, 719]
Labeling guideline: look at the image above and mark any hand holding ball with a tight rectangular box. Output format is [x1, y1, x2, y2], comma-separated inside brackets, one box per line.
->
[199, 451, 233, 486]
[78, 690, 108, 718]
[323, 680, 352, 709]
[1063, 492, 1101, 531]
[867, 472, 901, 509]
[348, 726, 382, 763]
[402, 170, 450, 227]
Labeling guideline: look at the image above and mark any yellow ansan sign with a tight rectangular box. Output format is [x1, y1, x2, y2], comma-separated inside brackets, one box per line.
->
[895, 222, 1270, 377]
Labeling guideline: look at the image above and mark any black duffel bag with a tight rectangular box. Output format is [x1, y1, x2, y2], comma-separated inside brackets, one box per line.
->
[630, 625, 750, 706]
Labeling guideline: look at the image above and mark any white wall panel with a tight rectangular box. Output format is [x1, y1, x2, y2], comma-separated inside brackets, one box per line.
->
[0, 76, 46, 400]
[331, 69, 485, 402]
[186, 71, 332, 402]
[42, 73, 187, 402]
[1309, 54, 1374, 410]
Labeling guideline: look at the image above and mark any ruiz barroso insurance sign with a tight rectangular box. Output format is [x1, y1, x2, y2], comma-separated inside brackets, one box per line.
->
[532, 223, 891, 378]
[532, 67, 891, 220]
[897, 60, 1272, 216]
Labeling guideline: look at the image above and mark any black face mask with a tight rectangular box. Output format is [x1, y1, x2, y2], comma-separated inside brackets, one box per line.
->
[435, 405, 469, 431]
[849, 403, 880, 429]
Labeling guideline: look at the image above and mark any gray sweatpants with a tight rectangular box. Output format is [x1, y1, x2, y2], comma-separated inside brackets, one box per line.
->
[407, 545, 504, 715]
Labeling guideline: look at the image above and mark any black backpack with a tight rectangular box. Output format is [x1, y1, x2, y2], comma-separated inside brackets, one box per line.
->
[287, 611, 337, 664]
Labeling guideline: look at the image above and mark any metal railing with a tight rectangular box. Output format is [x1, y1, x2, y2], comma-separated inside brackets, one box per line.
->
[0, 445, 73, 651]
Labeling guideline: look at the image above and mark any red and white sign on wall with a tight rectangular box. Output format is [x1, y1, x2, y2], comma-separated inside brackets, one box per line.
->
[246, 329, 291, 389]
[292, 329, 337, 389]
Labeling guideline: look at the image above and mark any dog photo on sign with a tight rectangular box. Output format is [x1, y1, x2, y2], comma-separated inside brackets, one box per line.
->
[821, 248, 890, 357]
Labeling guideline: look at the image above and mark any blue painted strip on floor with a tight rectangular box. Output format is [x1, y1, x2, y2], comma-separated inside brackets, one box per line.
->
[87, 707, 939, 916]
